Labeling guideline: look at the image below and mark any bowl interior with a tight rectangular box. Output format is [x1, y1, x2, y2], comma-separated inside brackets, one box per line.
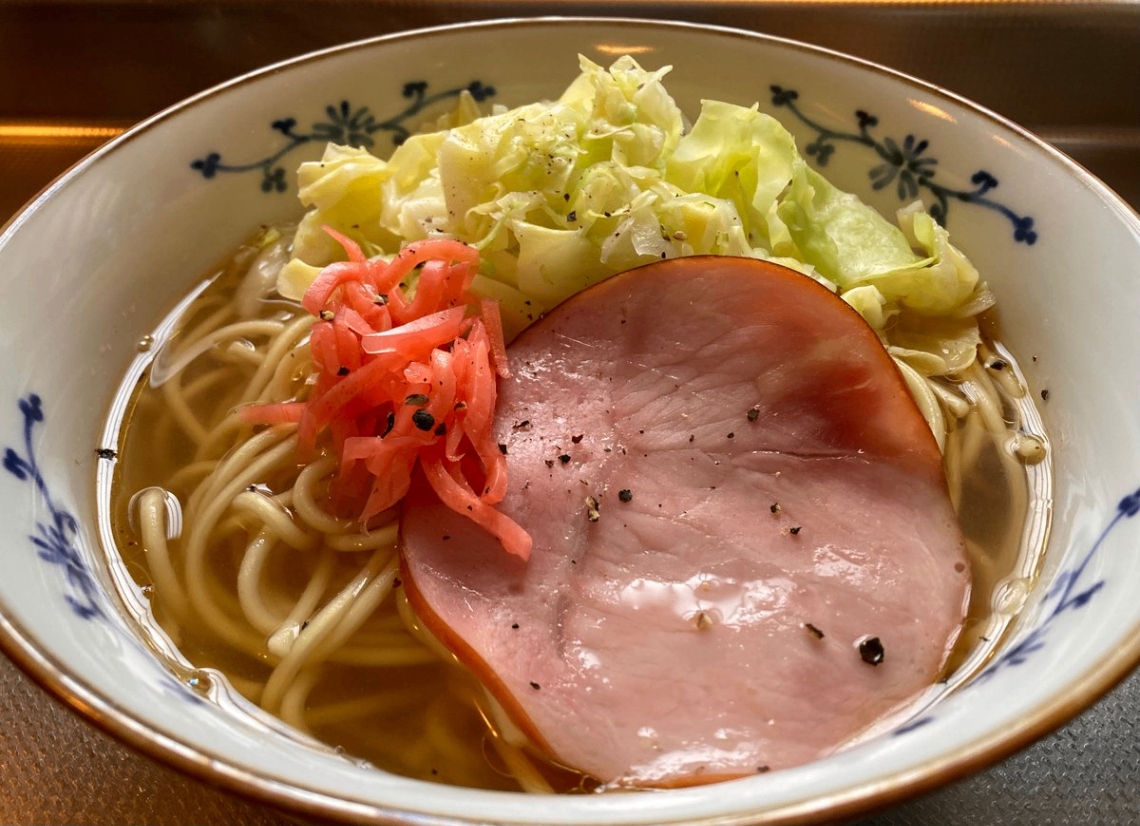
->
[2, 17, 1140, 826]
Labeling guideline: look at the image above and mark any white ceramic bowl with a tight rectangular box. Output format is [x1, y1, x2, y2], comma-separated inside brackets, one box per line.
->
[2, 17, 1139, 826]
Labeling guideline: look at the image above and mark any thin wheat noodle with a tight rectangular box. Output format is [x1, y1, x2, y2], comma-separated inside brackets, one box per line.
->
[292, 455, 356, 535]
[236, 529, 284, 634]
[325, 645, 439, 667]
[304, 689, 422, 728]
[961, 361, 1009, 435]
[220, 340, 265, 367]
[486, 732, 554, 793]
[307, 558, 401, 664]
[137, 488, 191, 623]
[942, 416, 963, 510]
[160, 372, 211, 445]
[325, 528, 399, 552]
[979, 342, 1026, 399]
[928, 378, 972, 420]
[231, 491, 319, 551]
[264, 344, 313, 401]
[183, 436, 300, 651]
[194, 411, 254, 463]
[167, 459, 221, 492]
[246, 315, 316, 404]
[155, 319, 286, 385]
[265, 550, 338, 657]
[261, 550, 396, 713]
[279, 665, 323, 734]
[282, 549, 336, 629]
[187, 425, 295, 519]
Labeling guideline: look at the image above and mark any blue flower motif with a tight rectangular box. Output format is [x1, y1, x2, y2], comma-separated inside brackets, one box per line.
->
[971, 170, 999, 195]
[3, 447, 26, 480]
[313, 101, 380, 149]
[403, 81, 429, 99]
[769, 85, 799, 107]
[466, 80, 496, 102]
[3, 394, 206, 701]
[261, 167, 287, 193]
[271, 117, 297, 136]
[805, 139, 835, 166]
[189, 152, 221, 179]
[870, 134, 937, 201]
[767, 86, 1038, 243]
[190, 79, 497, 193]
[1013, 215, 1038, 245]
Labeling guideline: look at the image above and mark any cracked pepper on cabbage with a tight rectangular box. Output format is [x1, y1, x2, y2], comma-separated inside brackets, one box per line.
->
[277, 55, 992, 417]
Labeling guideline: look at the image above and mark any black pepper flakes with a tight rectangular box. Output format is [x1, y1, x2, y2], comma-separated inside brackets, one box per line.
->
[859, 636, 885, 665]
[434, 423, 447, 436]
[95, 448, 117, 460]
[756, 765, 770, 774]
[530, 681, 541, 690]
[558, 454, 571, 464]
[567, 210, 577, 222]
[770, 503, 781, 514]
[988, 358, 1008, 371]
[337, 366, 350, 376]
[747, 407, 760, 422]
[789, 526, 801, 535]
[381, 411, 396, 437]
[411, 409, 436, 432]
[618, 489, 633, 503]
[1041, 388, 1050, 401]
[727, 432, 735, 439]
[545, 459, 555, 469]
[571, 434, 584, 444]
[498, 443, 508, 455]
[804, 623, 825, 640]
[512, 420, 531, 430]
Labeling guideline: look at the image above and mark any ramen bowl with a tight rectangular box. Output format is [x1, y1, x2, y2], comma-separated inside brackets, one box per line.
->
[1, 16, 1139, 825]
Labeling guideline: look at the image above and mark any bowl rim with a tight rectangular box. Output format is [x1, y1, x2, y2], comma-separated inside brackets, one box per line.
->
[3, 14, 1140, 826]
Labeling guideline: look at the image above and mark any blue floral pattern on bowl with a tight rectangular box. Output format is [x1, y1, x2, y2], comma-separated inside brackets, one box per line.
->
[190, 79, 496, 193]
[769, 85, 1038, 244]
[4, 394, 200, 702]
[3, 394, 105, 621]
[894, 486, 1140, 735]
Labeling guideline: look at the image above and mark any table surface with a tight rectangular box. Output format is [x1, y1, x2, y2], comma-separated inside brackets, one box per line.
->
[2, 3, 1139, 823]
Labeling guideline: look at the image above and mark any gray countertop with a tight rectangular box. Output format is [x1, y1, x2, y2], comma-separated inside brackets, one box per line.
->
[1, 2, 1138, 823]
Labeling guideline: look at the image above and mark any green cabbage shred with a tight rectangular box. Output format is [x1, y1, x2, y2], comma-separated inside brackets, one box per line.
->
[280, 55, 992, 382]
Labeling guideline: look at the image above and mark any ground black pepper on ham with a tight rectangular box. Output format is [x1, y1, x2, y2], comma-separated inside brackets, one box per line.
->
[399, 256, 971, 788]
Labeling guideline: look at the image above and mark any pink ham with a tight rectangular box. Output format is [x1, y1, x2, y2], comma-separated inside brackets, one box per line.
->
[399, 256, 970, 788]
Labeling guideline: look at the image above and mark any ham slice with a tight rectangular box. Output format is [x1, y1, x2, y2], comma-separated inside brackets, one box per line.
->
[399, 256, 971, 787]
